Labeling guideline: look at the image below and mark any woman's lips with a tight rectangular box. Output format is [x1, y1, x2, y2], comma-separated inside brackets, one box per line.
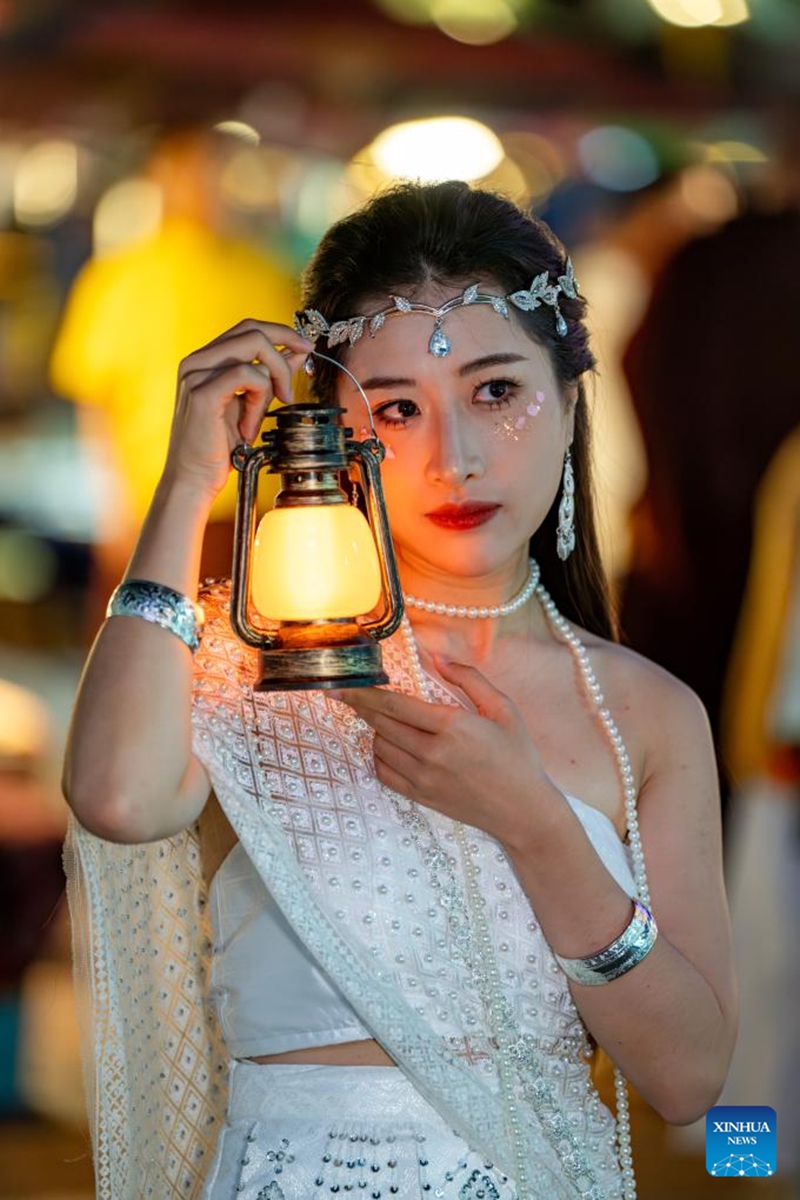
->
[424, 503, 501, 530]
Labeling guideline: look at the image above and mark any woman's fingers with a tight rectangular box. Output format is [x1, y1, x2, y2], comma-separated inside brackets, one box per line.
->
[335, 687, 448, 734]
[163, 319, 313, 502]
[373, 735, 421, 792]
[364, 710, 433, 759]
[179, 324, 311, 404]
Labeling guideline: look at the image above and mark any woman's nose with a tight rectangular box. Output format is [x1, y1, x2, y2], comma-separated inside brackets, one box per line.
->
[424, 409, 484, 488]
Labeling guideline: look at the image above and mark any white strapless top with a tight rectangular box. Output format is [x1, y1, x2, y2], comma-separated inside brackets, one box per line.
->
[208, 792, 635, 1058]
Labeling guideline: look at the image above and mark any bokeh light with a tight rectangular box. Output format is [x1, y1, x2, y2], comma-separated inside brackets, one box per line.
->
[14, 140, 78, 228]
[430, 0, 518, 45]
[369, 116, 504, 183]
[647, 0, 750, 27]
[577, 126, 660, 192]
[93, 178, 163, 255]
[679, 163, 739, 221]
[212, 120, 261, 145]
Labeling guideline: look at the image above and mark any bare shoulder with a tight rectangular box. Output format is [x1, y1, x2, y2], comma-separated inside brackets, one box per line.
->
[575, 627, 713, 784]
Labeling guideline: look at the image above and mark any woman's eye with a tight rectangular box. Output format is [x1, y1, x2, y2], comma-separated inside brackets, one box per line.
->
[474, 378, 520, 409]
[373, 398, 420, 427]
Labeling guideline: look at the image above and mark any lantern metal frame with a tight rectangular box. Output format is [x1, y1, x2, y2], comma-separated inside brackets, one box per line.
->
[229, 355, 403, 691]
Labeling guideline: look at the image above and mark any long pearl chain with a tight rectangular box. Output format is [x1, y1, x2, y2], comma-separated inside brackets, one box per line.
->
[404, 559, 540, 620]
[398, 559, 648, 1200]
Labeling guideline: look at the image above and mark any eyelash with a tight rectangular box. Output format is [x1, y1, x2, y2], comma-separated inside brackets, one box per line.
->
[372, 377, 522, 427]
[473, 376, 521, 409]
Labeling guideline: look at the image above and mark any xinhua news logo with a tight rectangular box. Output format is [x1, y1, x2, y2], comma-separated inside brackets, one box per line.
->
[706, 1105, 777, 1178]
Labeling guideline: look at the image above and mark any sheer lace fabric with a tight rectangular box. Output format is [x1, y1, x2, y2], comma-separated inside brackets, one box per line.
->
[66, 581, 631, 1199]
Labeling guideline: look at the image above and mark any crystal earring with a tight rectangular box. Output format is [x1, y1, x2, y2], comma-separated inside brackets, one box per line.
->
[556, 447, 576, 561]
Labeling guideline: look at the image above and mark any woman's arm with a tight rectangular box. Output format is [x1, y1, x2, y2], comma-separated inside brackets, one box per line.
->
[339, 650, 737, 1126]
[62, 320, 312, 843]
[503, 665, 738, 1125]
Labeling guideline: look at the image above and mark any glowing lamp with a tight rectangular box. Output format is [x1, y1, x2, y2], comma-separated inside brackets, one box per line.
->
[231, 395, 403, 691]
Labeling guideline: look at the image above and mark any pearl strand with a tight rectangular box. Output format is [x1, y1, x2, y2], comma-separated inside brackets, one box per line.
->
[404, 559, 540, 620]
[534, 576, 650, 1200]
[399, 562, 649, 1200]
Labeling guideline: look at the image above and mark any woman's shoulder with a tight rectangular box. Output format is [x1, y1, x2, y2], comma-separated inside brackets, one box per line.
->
[577, 625, 711, 739]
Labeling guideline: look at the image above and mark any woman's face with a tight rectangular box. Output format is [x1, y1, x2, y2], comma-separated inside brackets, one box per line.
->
[338, 288, 574, 580]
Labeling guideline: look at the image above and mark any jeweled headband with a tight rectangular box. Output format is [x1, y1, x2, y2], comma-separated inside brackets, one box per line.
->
[295, 259, 578, 358]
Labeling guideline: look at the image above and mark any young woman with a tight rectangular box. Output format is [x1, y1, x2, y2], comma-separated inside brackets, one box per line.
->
[63, 181, 737, 1200]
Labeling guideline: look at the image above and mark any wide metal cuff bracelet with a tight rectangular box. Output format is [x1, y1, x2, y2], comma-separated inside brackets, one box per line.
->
[554, 899, 657, 986]
[106, 579, 205, 654]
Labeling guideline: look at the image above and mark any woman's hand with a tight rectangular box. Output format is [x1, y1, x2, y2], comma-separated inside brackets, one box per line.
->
[336, 659, 561, 851]
[162, 319, 312, 502]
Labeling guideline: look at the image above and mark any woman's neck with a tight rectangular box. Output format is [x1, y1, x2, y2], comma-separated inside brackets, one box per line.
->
[396, 551, 551, 663]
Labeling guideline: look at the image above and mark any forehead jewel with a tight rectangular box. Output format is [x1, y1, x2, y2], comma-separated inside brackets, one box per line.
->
[295, 261, 578, 358]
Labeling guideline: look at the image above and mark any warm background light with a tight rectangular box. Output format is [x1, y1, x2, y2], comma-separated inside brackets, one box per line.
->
[430, 0, 518, 45]
[13, 139, 78, 227]
[93, 178, 163, 255]
[647, 0, 750, 27]
[368, 116, 504, 183]
[251, 504, 383, 621]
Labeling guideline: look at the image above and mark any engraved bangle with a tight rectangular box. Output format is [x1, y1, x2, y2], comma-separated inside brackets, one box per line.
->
[106, 579, 205, 654]
[554, 899, 658, 986]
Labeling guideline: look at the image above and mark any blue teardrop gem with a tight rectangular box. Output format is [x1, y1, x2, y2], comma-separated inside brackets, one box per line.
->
[428, 326, 451, 356]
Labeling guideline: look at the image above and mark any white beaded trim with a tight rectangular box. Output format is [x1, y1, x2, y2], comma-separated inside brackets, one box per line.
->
[399, 558, 648, 1200]
[403, 560, 540, 620]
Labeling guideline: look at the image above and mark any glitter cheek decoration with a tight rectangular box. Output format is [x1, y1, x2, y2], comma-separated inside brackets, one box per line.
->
[493, 390, 546, 443]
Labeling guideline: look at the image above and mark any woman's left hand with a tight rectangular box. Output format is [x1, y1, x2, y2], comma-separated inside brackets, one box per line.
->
[335, 659, 560, 851]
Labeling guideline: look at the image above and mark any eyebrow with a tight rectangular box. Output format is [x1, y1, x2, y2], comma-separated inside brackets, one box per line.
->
[356, 352, 529, 392]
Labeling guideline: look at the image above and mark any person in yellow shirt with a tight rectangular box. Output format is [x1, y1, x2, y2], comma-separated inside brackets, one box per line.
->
[50, 128, 298, 628]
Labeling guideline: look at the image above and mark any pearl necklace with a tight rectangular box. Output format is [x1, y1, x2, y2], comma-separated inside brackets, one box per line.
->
[398, 560, 647, 1200]
[403, 559, 540, 620]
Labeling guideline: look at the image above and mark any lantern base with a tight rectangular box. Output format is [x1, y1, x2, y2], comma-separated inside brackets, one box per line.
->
[253, 639, 389, 691]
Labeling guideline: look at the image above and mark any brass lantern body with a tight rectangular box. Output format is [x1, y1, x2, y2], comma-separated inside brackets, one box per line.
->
[230, 403, 403, 691]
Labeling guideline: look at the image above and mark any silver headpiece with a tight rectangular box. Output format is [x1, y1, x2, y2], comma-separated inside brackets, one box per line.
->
[295, 259, 578, 358]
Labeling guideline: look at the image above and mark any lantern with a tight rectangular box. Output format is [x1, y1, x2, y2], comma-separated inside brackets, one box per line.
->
[230, 358, 403, 690]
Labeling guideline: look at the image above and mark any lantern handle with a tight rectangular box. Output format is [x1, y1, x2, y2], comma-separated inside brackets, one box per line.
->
[303, 349, 379, 441]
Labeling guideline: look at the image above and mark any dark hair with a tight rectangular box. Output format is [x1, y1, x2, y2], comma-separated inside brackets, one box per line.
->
[301, 180, 616, 640]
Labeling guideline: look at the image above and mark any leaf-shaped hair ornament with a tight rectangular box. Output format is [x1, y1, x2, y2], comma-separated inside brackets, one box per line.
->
[295, 260, 578, 354]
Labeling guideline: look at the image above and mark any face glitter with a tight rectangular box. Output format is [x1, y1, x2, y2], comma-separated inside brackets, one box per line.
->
[493, 390, 546, 442]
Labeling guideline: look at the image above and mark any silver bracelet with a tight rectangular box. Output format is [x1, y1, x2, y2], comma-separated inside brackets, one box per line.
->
[554, 899, 658, 986]
[106, 579, 205, 654]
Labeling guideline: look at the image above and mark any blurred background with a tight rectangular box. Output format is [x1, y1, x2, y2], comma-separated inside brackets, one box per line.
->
[1, 1, 799, 1196]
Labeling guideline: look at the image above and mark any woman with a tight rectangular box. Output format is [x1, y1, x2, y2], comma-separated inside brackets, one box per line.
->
[63, 181, 737, 1200]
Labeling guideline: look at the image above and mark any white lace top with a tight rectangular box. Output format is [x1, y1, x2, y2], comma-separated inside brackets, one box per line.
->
[207, 793, 634, 1059]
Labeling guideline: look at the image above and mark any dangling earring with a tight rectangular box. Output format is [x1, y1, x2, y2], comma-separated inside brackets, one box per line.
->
[556, 446, 576, 561]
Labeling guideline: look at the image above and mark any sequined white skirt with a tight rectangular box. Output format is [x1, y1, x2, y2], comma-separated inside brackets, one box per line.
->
[200, 1061, 519, 1199]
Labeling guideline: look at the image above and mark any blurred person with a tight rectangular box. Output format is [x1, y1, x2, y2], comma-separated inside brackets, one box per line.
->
[568, 173, 727, 585]
[715, 426, 800, 1177]
[61, 181, 736, 1199]
[545, 167, 735, 587]
[0, 679, 64, 1117]
[49, 126, 297, 631]
[619, 206, 800, 811]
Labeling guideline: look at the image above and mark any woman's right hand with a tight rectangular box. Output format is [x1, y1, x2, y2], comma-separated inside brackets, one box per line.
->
[162, 319, 313, 502]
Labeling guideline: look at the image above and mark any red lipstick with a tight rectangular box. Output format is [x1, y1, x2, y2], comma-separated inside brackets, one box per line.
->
[425, 502, 501, 530]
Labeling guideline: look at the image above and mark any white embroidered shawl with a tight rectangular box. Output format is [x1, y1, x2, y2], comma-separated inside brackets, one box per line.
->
[65, 582, 626, 1200]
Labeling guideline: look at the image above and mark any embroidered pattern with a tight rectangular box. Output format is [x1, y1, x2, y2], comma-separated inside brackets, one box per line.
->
[66, 579, 631, 1200]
